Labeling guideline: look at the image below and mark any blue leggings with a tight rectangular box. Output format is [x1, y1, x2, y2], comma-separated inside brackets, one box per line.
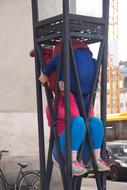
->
[60, 116, 86, 153]
[53, 116, 104, 164]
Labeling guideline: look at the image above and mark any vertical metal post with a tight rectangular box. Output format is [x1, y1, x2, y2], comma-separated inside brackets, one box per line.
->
[101, 0, 110, 190]
[31, 1, 46, 190]
[63, 0, 72, 189]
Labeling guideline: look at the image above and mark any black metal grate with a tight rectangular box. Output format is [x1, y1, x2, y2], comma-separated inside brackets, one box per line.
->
[31, 0, 109, 190]
[36, 14, 105, 45]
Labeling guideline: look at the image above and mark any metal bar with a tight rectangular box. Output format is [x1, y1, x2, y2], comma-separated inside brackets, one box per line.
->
[49, 51, 67, 189]
[69, 40, 86, 190]
[42, 86, 54, 190]
[70, 32, 104, 41]
[37, 32, 103, 44]
[35, 13, 105, 28]
[31, 1, 46, 190]
[63, 0, 72, 189]
[86, 42, 105, 190]
[69, 41, 87, 119]
[86, 39, 102, 44]
[70, 41, 104, 190]
[88, 42, 105, 117]
[45, 133, 54, 190]
[37, 33, 61, 43]
[100, 0, 110, 190]
[69, 14, 105, 24]
[36, 44, 66, 189]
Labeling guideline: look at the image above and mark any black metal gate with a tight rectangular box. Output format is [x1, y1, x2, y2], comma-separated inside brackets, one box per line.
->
[31, 0, 109, 189]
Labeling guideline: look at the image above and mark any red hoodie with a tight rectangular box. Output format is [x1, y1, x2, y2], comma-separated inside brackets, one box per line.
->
[46, 93, 94, 136]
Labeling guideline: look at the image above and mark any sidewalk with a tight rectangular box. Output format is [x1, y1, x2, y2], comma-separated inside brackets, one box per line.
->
[50, 167, 97, 190]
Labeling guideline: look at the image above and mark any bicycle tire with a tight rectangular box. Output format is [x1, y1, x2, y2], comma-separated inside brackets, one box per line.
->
[0, 178, 4, 190]
[18, 171, 40, 190]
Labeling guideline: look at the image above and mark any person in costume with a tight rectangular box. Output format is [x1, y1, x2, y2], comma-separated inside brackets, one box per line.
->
[46, 81, 109, 172]
[46, 81, 87, 176]
[30, 41, 110, 172]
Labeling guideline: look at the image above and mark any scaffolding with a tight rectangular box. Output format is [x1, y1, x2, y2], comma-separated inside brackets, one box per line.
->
[107, 0, 120, 114]
[107, 64, 120, 113]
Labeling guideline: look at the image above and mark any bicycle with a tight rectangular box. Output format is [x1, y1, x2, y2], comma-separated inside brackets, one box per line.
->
[0, 150, 40, 190]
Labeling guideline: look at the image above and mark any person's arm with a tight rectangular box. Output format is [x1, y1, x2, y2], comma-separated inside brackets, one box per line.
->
[39, 54, 60, 85]
[43, 54, 60, 76]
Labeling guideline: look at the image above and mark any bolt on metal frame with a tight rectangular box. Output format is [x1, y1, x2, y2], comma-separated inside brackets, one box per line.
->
[31, 0, 109, 190]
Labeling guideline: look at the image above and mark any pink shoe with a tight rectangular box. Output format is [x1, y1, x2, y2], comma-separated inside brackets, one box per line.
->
[96, 158, 110, 172]
[72, 161, 87, 176]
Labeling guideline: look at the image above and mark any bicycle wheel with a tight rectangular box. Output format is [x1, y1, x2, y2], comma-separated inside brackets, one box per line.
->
[18, 171, 40, 190]
[0, 180, 2, 190]
[0, 178, 4, 190]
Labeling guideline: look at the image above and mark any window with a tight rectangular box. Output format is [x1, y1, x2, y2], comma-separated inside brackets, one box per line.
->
[124, 77, 127, 88]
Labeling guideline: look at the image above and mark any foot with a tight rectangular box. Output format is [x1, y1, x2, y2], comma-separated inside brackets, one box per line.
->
[72, 161, 88, 176]
[96, 158, 110, 172]
[52, 155, 87, 176]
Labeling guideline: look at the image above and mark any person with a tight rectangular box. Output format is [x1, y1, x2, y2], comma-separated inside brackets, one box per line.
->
[39, 39, 95, 113]
[30, 41, 110, 172]
[30, 46, 56, 92]
[46, 81, 87, 176]
[45, 81, 110, 173]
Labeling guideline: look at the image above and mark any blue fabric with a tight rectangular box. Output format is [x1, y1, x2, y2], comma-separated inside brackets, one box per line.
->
[70, 49, 96, 94]
[43, 48, 97, 95]
[74, 94, 90, 114]
[52, 117, 104, 165]
[60, 116, 86, 153]
[44, 47, 103, 164]
[43, 54, 60, 76]
[82, 117, 104, 164]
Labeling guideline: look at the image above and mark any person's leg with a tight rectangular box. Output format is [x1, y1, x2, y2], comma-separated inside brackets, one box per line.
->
[60, 116, 86, 157]
[89, 117, 104, 150]
[82, 117, 104, 165]
[52, 116, 86, 163]
[59, 116, 88, 176]
[88, 117, 110, 171]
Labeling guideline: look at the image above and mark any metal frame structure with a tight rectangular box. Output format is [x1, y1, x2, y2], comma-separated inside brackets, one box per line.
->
[31, 0, 109, 189]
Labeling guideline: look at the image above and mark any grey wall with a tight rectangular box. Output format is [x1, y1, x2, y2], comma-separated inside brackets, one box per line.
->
[0, 0, 36, 112]
[0, 0, 40, 178]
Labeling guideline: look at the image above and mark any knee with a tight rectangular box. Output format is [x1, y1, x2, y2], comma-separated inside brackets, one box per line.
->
[90, 117, 103, 126]
[72, 116, 86, 133]
[90, 117, 104, 132]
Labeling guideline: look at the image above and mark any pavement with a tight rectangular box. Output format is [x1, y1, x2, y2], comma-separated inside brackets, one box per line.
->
[50, 167, 97, 190]
[50, 167, 127, 190]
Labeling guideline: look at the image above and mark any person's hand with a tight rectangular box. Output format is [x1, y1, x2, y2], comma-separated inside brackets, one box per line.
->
[39, 73, 49, 86]
[59, 81, 64, 93]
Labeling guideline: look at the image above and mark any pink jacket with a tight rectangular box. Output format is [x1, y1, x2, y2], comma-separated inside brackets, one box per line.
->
[46, 93, 94, 136]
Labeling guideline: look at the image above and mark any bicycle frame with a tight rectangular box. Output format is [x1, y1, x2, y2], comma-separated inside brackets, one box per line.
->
[0, 167, 25, 190]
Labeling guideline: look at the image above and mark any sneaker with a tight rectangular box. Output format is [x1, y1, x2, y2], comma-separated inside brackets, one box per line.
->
[96, 158, 110, 172]
[72, 161, 88, 176]
[52, 155, 87, 176]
